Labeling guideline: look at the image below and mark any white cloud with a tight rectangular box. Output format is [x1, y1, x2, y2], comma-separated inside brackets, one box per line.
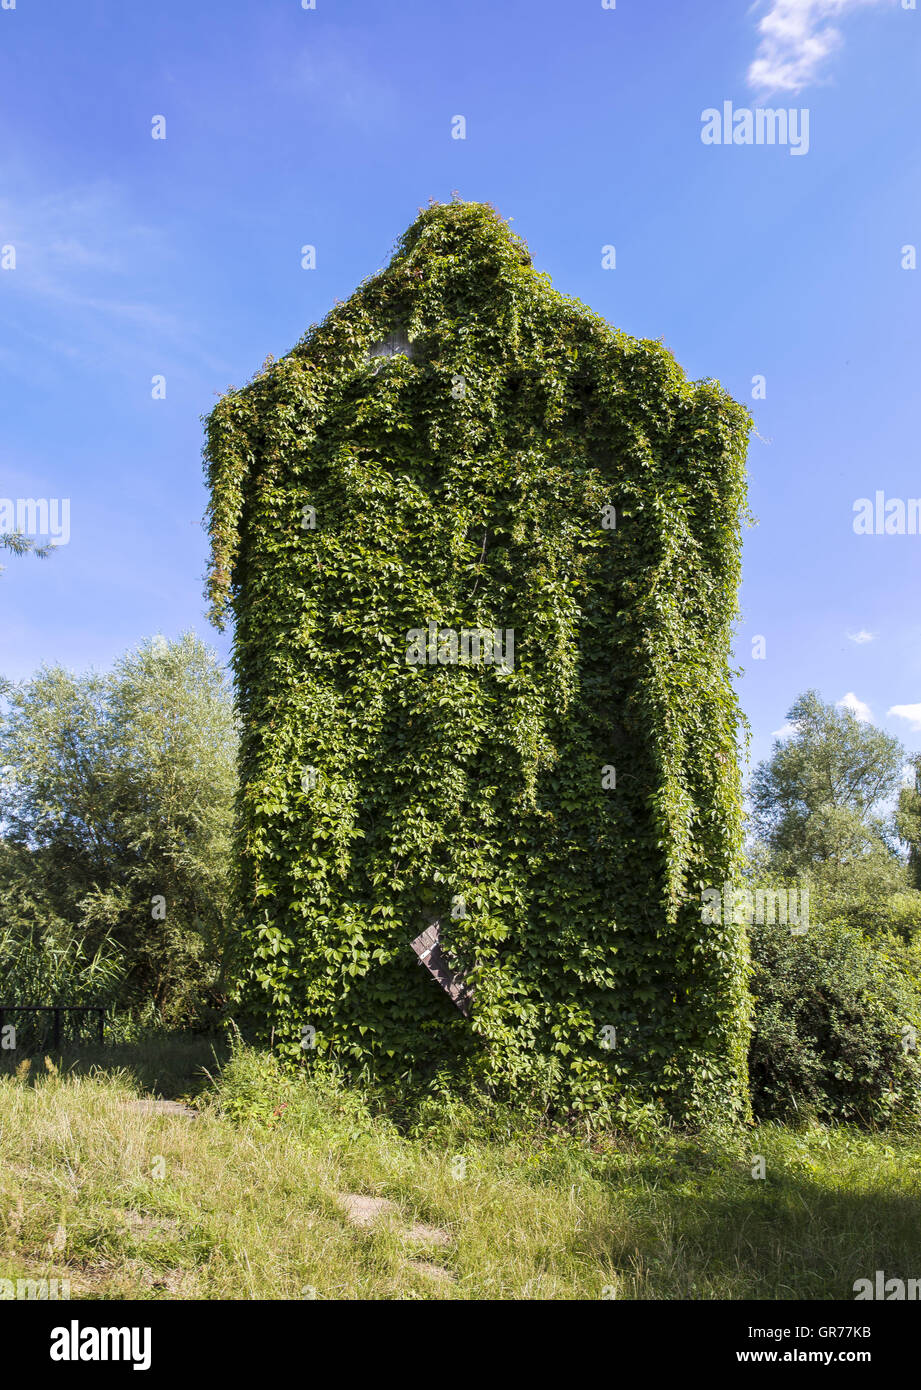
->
[0, 176, 228, 381]
[847, 629, 875, 644]
[771, 721, 801, 738]
[888, 703, 921, 732]
[837, 691, 873, 721]
[747, 0, 891, 95]
[0, 183, 163, 278]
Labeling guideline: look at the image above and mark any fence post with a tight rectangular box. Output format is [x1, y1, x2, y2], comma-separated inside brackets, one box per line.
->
[53, 1007, 61, 1052]
[97, 1009, 104, 1045]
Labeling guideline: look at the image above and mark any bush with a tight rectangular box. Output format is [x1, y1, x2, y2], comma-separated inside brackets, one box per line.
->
[749, 918, 921, 1126]
[815, 887, 921, 945]
[0, 635, 237, 1027]
[0, 914, 125, 1052]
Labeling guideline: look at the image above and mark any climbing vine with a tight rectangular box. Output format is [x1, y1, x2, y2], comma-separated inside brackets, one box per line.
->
[205, 200, 752, 1126]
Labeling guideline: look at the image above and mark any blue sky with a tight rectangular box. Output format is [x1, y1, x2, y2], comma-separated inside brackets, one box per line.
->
[1, 0, 920, 785]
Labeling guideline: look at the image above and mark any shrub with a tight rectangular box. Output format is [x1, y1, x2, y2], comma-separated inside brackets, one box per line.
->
[0, 635, 236, 1026]
[749, 918, 921, 1126]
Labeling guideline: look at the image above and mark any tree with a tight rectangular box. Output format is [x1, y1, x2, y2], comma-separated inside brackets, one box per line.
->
[897, 756, 921, 890]
[750, 690, 906, 894]
[747, 694, 921, 1119]
[0, 531, 54, 577]
[0, 634, 237, 1025]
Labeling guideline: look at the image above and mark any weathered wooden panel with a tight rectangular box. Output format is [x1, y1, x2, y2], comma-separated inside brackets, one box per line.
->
[411, 920, 472, 1016]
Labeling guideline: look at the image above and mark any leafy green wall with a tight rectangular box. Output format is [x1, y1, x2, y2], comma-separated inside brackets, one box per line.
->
[205, 201, 752, 1124]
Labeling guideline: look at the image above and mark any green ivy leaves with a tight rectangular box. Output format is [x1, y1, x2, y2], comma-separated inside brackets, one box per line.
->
[205, 201, 752, 1128]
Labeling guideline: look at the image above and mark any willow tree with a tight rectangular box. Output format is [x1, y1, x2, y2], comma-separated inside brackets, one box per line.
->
[205, 200, 752, 1124]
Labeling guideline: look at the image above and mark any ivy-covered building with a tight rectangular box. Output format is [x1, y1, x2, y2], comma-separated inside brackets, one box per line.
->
[205, 201, 752, 1124]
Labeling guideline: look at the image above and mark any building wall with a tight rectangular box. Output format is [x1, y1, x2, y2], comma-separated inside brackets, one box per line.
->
[205, 202, 752, 1125]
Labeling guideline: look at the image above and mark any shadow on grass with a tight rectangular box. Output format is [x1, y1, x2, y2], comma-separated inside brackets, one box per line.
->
[0, 1033, 229, 1100]
[579, 1150, 921, 1299]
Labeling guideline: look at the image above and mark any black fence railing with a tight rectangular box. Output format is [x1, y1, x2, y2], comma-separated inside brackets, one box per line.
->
[0, 1005, 105, 1052]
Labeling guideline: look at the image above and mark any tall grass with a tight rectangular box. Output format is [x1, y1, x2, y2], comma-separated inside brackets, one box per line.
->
[0, 923, 124, 1051]
[1, 1037, 920, 1300]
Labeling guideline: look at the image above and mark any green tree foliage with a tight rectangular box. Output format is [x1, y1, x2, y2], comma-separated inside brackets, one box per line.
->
[0, 530, 54, 579]
[0, 839, 125, 1045]
[897, 756, 921, 890]
[205, 201, 753, 1124]
[0, 634, 236, 1025]
[746, 690, 921, 1124]
[749, 917, 921, 1126]
[750, 689, 907, 899]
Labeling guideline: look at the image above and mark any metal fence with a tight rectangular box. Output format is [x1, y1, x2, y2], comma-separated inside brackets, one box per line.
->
[0, 1005, 105, 1052]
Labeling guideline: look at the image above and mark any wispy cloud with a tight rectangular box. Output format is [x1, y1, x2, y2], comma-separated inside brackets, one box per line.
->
[847, 629, 875, 643]
[1, 183, 167, 338]
[0, 183, 163, 278]
[747, 0, 892, 95]
[0, 177, 227, 380]
[771, 721, 801, 738]
[888, 702, 921, 732]
[837, 691, 873, 721]
[276, 34, 402, 132]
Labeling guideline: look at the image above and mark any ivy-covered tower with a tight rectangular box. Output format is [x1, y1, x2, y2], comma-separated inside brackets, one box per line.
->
[205, 201, 752, 1124]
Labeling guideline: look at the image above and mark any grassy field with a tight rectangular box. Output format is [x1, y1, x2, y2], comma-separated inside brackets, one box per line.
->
[1, 1036, 920, 1300]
